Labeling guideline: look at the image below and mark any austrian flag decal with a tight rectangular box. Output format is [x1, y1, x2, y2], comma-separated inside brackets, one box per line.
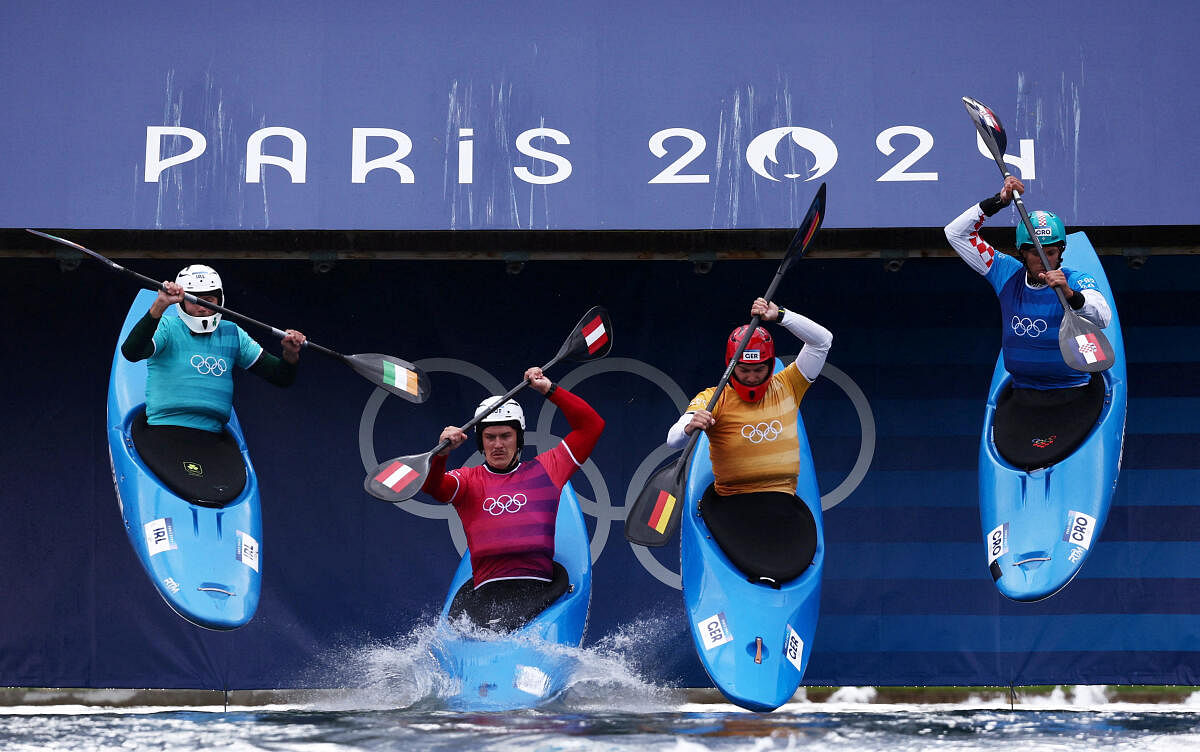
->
[582, 315, 608, 354]
[1075, 333, 1108, 365]
[374, 461, 418, 492]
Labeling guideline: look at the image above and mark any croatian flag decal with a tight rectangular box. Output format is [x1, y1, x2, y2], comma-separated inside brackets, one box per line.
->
[1075, 333, 1108, 365]
[374, 461, 418, 492]
[582, 315, 608, 354]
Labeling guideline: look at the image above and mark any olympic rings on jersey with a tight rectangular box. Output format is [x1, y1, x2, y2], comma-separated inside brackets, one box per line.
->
[482, 493, 528, 515]
[740, 420, 783, 444]
[190, 354, 229, 376]
[1010, 316, 1048, 338]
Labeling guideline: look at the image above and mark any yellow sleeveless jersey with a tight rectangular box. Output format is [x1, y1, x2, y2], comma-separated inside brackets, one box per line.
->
[687, 363, 812, 496]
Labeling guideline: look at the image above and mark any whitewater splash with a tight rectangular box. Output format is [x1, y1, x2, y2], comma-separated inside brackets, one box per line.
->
[298, 613, 684, 712]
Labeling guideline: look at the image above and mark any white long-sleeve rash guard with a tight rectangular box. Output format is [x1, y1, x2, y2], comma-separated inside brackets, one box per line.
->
[665, 311, 832, 448]
[944, 203, 1112, 327]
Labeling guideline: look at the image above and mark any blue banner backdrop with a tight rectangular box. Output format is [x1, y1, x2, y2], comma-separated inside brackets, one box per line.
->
[1, 1, 1198, 230]
[0, 248, 1197, 689]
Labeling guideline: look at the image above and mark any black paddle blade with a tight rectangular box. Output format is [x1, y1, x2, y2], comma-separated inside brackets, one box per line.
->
[781, 182, 827, 273]
[347, 353, 431, 403]
[1059, 311, 1116, 373]
[624, 459, 686, 547]
[962, 96, 1009, 161]
[364, 451, 433, 502]
[555, 306, 613, 362]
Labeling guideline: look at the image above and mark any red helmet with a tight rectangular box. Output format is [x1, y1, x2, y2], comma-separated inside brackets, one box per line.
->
[726, 325, 775, 403]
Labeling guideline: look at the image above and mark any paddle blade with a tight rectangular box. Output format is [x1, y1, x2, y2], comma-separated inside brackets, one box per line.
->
[555, 306, 613, 362]
[781, 182, 827, 272]
[624, 460, 686, 547]
[962, 96, 1009, 163]
[1059, 312, 1115, 373]
[347, 354, 431, 403]
[364, 452, 433, 502]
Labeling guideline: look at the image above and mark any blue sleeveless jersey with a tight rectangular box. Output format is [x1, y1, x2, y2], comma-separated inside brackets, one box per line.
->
[985, 253, 1097, 389]
[145, 316, 264, 432]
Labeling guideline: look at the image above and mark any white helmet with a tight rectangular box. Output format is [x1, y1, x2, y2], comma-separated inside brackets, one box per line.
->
[175, 265, 224, 334]
[474, 397, 525, 429]
[474, 397, 525, 456]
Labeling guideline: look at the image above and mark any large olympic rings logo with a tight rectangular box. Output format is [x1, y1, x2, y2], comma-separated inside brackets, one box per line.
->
[483, 493, 527, 515]
[359, 357, 875, 590]
[189, 354, 229, 376]
[1010, 316, 1048, 338]
[741, 420, 783, 443]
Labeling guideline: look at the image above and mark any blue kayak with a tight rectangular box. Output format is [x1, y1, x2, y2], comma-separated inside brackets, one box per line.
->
[979, 232, 1127, 602]
[681, 360, 825, 712]
[108, 289, 263, 629]
[431, 480, 592, 710]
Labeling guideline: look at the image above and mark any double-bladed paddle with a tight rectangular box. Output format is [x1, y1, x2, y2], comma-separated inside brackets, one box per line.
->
[26, 228, 432, 402]
[961, 98, 1115, 373]
[623, 183, 827, 547]
[364, 305, 613, 503]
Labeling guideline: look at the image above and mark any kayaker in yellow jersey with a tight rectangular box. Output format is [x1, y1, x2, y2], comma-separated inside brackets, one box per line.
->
[666, 297, 832, 498]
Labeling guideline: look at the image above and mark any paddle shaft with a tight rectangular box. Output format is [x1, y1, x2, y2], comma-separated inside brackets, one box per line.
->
[27, 228, 345, 362]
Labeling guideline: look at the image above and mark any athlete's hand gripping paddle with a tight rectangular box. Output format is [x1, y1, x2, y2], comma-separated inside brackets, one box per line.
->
[26, 229, 432, 402]
[364, 306, 613, 503]
[623, 183, 826, 547]
[961, 98, 1115, 373]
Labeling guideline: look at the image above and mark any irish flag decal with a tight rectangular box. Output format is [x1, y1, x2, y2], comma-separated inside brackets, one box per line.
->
[383, 360, 420, 396]
[582, 315, 609, 354]
[647, 489, 676, 534]
[1075, 333, 1108, 365]
[374, 461, 418, 492]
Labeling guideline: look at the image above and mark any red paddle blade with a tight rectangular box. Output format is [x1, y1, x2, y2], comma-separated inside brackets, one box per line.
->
[555, 306, 613, 362]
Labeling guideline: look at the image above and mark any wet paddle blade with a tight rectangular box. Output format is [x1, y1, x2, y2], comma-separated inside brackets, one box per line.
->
[347, 353, 431, 403]
[624, 459, 686, 547]
[364, 451, 433, 502]
[552, 306, 613, 363]
[1059, 311, 1115, 373]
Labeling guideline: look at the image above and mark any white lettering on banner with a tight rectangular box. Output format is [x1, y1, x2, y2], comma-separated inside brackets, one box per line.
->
[876, 126, 938, 182]
[647, 128, 709, 184]
[976, 131, 1036, 179]
[145, 127, 207, 182]
[1062, 510, 1098, 550]
[352, 128, 415, 183]
[697, 612, 732, 651]
[458, 128, 474, 184]
[987, 522, 1009, 565]
[513, 127, 572, 185]
[784, 625, 805, 671]
[144, 123, 1038, 187]
[246, 127, 307, 183]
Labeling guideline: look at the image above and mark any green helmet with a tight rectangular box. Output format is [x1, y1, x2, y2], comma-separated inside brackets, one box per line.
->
[1016, 210, 1066, 249]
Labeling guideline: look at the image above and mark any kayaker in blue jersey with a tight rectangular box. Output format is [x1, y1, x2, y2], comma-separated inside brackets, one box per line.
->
[945, 176, 1112, 390]
[121, 265, 306, 432]
[945, 177, 1115, 469]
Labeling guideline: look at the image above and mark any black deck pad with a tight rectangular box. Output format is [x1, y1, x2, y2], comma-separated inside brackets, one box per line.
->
[699, 485, 817, 587]
[130, 412, 247, 506]
[993, 374, 1105, 471]
[448, 562, 570, 634]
